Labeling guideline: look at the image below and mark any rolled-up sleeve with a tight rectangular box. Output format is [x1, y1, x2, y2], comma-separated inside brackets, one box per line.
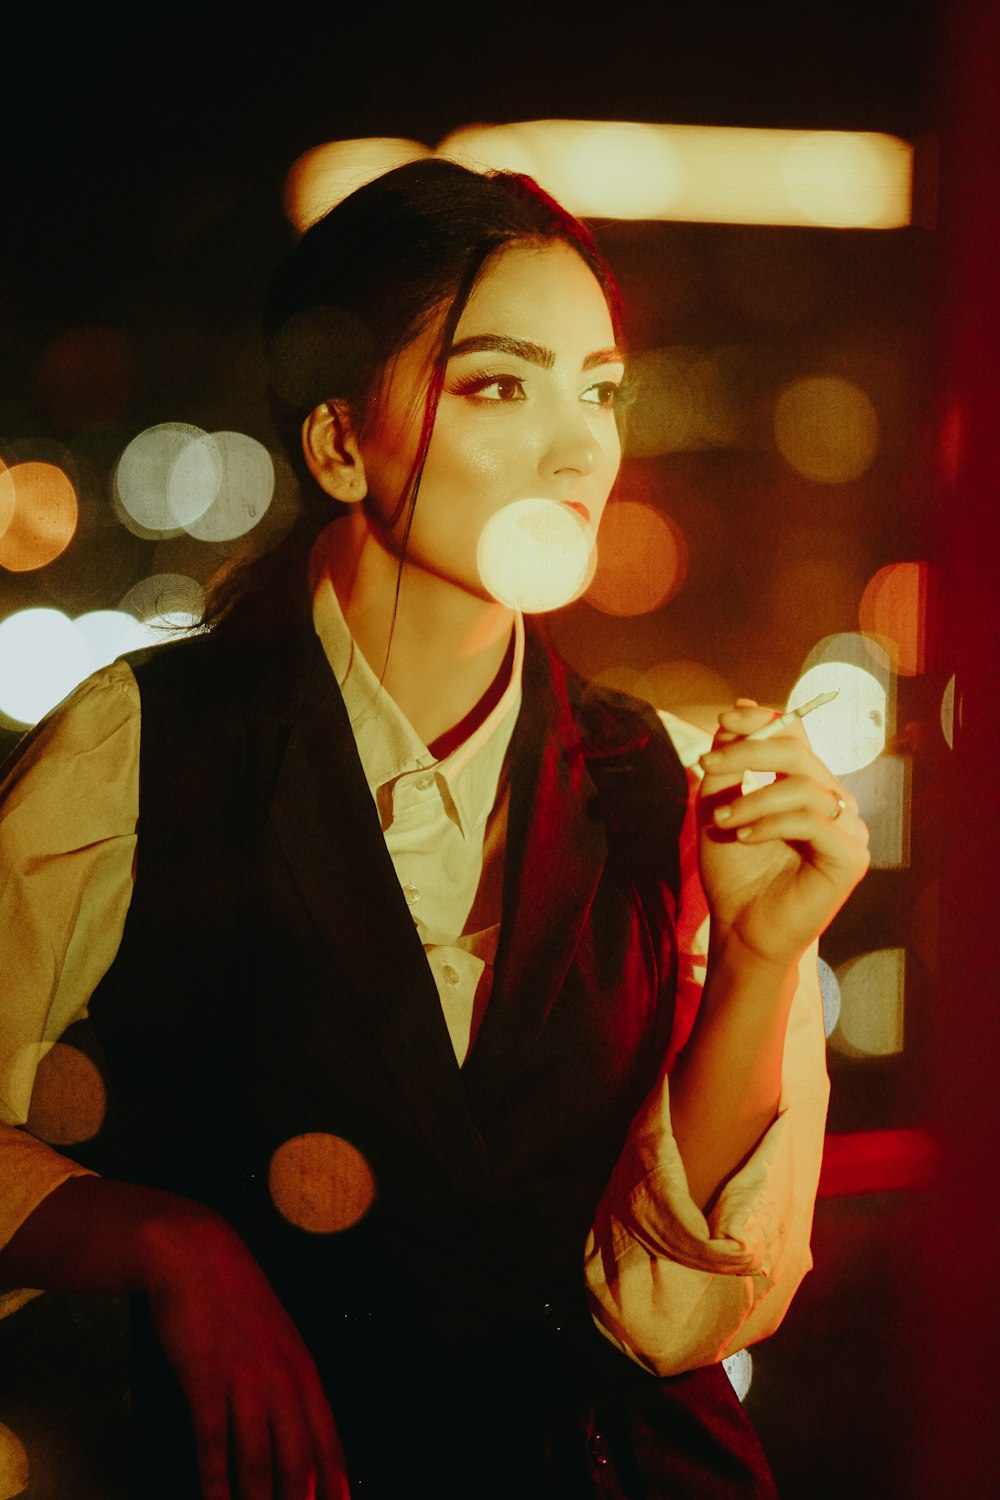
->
[0, 662, 140, 1266]
[583, 709, 830, 1376]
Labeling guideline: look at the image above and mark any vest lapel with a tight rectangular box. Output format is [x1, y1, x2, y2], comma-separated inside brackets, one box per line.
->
[266, 632, 490, 1200]
[463, 630, 611, 1120]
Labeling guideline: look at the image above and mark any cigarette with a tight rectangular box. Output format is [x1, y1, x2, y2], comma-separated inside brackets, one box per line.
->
[678, 689, 839, 767]
[742, 689, 840, 743]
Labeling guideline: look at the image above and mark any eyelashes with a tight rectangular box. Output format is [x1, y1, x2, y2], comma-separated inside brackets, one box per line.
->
[447, 370, 629, 408]
[449, 372, 527, 402]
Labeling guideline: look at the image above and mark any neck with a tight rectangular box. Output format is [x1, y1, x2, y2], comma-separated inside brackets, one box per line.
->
[314, 513, 516, 747]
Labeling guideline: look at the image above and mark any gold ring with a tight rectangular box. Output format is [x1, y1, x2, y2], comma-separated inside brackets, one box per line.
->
[831, 794, 847, 820]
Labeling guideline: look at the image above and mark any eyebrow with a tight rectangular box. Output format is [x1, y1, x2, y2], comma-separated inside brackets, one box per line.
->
[447, 334, 625, 372]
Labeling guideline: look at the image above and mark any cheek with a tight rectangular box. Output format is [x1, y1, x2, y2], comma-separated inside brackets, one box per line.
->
[424, 425, 516, 501]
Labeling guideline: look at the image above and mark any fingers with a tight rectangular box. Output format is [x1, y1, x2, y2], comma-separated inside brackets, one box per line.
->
[190, 1373, 348, 1500]
[301, 1387, 351, 1500]
[191, 1396, 232, 1500]
[700, 730, 825, 784]
[711, 773, 862, 834]
[231, 1394, 277, 1500]
[711, 776, 871, 883]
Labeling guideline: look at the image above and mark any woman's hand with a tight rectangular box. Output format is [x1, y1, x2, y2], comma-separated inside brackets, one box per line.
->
[143, 1209, 350, 1500]
[696, 701, 870, 970]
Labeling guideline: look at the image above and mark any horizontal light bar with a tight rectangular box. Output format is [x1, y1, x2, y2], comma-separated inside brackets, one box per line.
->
[437, 120, 913, 228]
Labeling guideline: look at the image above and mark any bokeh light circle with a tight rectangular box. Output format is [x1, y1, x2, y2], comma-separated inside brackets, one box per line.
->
[477, 499, 595, 612]
[115, 423, 210, 535]
[774, 376, 879, 483]
[0, 609, 90, 726]
[787, 661, 886, 775]
[0, 464, 14, 541]
[831, 949, 906, 1057]
[586, 500, 687, 616]
[0, 462, 78, 571]
[0, 1422, 29, 1500]
[74, 610, 156, 669]
[177, 431, 274, 542]
[940, 674, 955, 749]
[268, 1133, 376, 1234]
[817, 957, 842, 1039]
[26, 1043, 107, 1145]
[858, 561, 927, 676]
[119, 573, 205, 632]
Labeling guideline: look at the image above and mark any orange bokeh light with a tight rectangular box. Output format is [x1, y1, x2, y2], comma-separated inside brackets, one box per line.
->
[0, 462, 78, 572]
[268, 1132, 376, 1234]
[0, 463, 14, 540]
[587, 501, 687, 617]
[858, 561, 928, 676]
[27, 1042, 107, 1145]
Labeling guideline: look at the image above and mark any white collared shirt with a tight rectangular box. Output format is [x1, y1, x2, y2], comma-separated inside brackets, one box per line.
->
[313, 577, 524, 1063]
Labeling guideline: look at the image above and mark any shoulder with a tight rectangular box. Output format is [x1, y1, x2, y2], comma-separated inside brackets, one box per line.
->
[124, 621, 316, 725]
[0, 660, 141, 845]
[1, 659, 140, 789]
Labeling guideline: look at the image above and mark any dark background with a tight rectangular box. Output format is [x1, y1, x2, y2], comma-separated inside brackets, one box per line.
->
[5, 5, 994, 1498]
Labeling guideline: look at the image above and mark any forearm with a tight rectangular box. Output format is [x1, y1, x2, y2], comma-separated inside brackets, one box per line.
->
[668, 934, 798, 1212]
[0, 1172, 223, 1299]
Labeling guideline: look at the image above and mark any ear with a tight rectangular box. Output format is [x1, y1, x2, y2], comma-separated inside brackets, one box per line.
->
[301, 401, 368, 503]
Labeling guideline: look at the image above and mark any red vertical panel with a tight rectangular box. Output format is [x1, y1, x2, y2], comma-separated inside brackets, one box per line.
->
[917, 3, 1000, 1494]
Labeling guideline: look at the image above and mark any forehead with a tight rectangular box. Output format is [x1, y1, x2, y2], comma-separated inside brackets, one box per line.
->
[454, 241, 615, 346]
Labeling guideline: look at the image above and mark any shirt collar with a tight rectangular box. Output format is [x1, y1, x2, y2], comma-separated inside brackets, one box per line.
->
[311, 574, 523, 837]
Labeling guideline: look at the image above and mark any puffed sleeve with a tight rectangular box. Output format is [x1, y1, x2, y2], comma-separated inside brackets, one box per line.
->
[583, 710, 830, 1376]
[0, 661, 140, 1291]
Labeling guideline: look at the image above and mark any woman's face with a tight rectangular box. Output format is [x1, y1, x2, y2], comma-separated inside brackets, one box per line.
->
[354, 240, 625, 603]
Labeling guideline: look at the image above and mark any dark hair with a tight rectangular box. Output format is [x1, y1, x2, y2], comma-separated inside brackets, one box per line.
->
[205, 157, 625, 635]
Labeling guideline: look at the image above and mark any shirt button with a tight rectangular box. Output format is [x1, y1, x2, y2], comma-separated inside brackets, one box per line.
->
[442, 963, 460, 986]
[403, 884, 420, 906]
[415, 774, 435, 791]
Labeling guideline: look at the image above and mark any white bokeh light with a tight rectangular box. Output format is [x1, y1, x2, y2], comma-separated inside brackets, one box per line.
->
[119, 573, 205, 630]
[178, 431, 274, 542]
[787, 662, 887, 775]
[114, 422, 212, 535]
[817, 957, 842, 1038]
[477, 499, 595, 613]
[74, 609, 155, 669]
[0, 609, 90, 726]
[832, 948, 906, 1057]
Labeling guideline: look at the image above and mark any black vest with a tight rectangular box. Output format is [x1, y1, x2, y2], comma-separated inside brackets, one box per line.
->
[69, 620, 775, 1498]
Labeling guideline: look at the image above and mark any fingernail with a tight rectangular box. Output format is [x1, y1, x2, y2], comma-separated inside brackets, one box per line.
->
[736, 697, 758, 707]
[737, 826, 753, 840]
[714, 804, 733, 823]
[700, 751, 722, 769]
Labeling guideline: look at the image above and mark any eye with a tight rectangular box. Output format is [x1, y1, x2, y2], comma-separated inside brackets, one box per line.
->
[581, 380, 623, 410]
[450, 372, 527, 403]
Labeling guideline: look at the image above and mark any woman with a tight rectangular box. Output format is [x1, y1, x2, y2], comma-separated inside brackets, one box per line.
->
[0, 159, 869, 1498]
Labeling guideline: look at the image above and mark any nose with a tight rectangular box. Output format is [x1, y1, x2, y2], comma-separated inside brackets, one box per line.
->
[540, 398, 605, 479]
